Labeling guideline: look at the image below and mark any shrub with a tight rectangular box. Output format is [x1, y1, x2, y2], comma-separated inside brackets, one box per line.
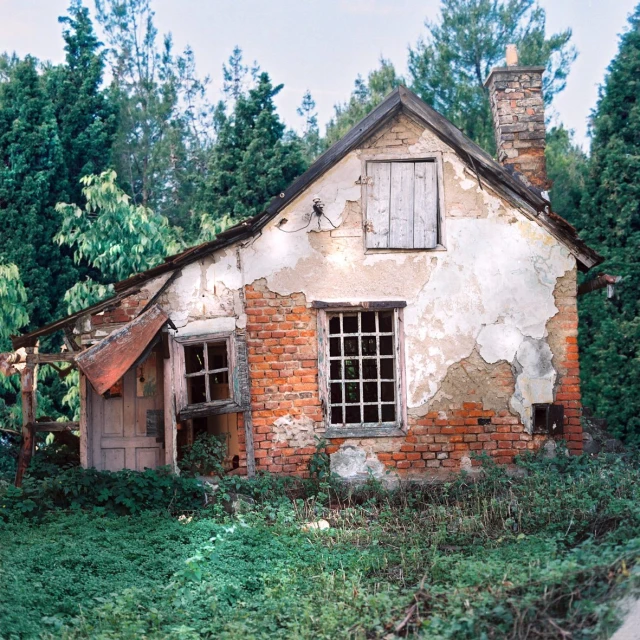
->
[0, 466, 206, 519]
[178, 432, 227, 477]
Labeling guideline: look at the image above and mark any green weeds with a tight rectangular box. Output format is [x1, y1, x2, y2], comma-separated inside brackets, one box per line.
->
[0, 450, 638, 638]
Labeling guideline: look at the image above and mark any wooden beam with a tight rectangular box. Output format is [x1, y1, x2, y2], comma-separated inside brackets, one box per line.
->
[33, 421, 79, 432]
[26, 353, 77, 364]
[311, 300, 407, 310]
[15, 346, 37, 487]
[79, 373, 88, 468]
[243, 409, 256, 478]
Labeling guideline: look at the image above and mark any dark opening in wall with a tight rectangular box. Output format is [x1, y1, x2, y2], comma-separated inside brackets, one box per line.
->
[532, 404, 564, 436]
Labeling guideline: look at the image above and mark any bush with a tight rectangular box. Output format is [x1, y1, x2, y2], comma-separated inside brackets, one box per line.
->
[178, 432, 227, 477]
[0, 466, 206, 519]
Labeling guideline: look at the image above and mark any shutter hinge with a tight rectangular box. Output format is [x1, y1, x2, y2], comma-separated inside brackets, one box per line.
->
[356, 176, 373, 186]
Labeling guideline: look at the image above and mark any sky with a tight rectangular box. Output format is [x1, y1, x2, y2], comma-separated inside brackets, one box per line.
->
[0, 0, 636, 150]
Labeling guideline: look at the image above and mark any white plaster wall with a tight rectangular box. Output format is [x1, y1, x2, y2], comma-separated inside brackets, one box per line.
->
[158, 119, 576, 430]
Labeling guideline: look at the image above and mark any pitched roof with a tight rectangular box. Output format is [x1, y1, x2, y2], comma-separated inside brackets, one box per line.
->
[13, 86, 602, 349]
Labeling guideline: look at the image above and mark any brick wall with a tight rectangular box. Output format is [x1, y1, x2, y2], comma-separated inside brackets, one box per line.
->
[85, 291, 150, 345]
[548, 267, 583, 454]
[245, 280, 323, 475]
[243, 277, 582, 478]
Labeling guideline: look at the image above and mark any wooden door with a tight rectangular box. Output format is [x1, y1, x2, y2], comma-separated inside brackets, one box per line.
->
[88, 349, 165, 471]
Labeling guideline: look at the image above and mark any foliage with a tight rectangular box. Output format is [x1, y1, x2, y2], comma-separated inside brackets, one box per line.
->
[546, 125, 588, 226]
[95, 0, 213, 228]
[56, 170, 182, 283]
[0, 55, 79, 328]
[199, 72, 307, 223]
[222, 45, 259, 103]
[0, 465, 205, 520]
[573, 6, 640, 443]
[408, 0, 576, 152]
[297, 90, 322, 163]
[324, 58, 404, 148]
[178, 432, 227, 477]
[48, 2, 117, 207]
[0, 263, 29, 348]
[0, 453, 638, 638]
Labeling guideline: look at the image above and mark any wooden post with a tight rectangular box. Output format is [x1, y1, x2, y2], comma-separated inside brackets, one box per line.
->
[243, 409, 256, 477]
[163, 338, 177, 472]
[79, 372, 89, 468]
[15, 346, 38, 487]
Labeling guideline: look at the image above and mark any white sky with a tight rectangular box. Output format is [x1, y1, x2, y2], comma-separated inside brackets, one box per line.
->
[0, 0, 636, 150]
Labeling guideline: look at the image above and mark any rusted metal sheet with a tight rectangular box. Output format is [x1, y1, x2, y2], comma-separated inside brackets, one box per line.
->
[75, 305, 170, 396]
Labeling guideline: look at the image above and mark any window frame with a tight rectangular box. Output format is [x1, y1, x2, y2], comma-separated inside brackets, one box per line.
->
[173, 331, 249, 421]
[315, 301, 408, 438]
[360, 153, 447, 252]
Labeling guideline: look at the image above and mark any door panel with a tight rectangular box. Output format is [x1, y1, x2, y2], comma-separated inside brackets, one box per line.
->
[88, 347, 164, 472]
[136, 448, 160, 471]
[103, 448, 125, 472]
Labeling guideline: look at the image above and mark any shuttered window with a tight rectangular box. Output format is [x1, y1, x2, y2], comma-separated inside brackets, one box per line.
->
[365, 160, 440, 249]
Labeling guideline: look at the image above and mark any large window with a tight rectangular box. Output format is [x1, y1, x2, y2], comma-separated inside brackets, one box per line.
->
[363, 159, 444, 250]
[316, 303, 406, 437]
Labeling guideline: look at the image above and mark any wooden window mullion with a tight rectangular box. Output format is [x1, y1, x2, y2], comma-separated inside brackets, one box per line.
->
[202, 342, 211, 403]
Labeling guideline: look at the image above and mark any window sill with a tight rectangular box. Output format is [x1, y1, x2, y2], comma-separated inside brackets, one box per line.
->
[324, 425, 406, 439]
[364, 244, 447, 254]
[179, 399, 247, 421]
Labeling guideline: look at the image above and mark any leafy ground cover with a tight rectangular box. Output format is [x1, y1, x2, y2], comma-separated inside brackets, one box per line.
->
[1, 450, 639, 639]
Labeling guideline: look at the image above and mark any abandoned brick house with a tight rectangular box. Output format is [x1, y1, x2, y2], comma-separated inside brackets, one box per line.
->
[6, 55, 604, 483]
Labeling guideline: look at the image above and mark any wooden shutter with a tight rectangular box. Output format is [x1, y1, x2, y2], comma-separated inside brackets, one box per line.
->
[365, 162, 391, 248]
[365, 161, 439, 249]
[413, 162, 438, 249]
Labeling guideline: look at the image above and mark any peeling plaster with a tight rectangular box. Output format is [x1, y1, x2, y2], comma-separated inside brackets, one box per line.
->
[511, 338, 556, 431]
[330, 445, 385, 479]
[155, 116, 577, 429]
[273, 414, 316, 449]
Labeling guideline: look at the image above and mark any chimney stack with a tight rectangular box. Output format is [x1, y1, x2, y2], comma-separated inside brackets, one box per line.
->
[484, 46, 548, 190]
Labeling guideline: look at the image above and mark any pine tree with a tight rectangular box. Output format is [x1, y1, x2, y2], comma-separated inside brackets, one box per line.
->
[200, 72, 306, 228]
[0, 56, 77, 327]
[545, 126, 588, 227]
[47, 2, 116, 206]
[574, 6, 640, 442]
[408, 0, 575, 152]
[95, 0, 213, 227]
[297, 90, 321, 163]
[324, 58, 404, 147]
[222, 46, 258, 103]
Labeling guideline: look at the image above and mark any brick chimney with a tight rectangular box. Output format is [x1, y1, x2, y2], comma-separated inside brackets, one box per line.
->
[484, 46, 548, 190]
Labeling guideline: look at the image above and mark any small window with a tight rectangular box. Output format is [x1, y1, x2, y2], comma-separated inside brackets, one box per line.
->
[184, 341, 231, 404]
[173, 331, 250, 421]
[365, 160, 441, 250]
[318, 305, 406, 436]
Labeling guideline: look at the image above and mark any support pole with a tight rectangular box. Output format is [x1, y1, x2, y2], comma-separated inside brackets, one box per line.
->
[15, 346, 38, 487]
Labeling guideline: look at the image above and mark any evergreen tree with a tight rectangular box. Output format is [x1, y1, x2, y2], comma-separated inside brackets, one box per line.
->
[47, 2, 116, 206]
[199, 72, 306, 228]
[297, 90, 321, 163]
[545, 125, 588, 227]
[222, 46, 258, 103]
[408, 0, 575, 152]
[95, 0, 212, 227]
[0, 56, 77, 327]
[324, 58, 404, 147]
[574, 6, 640, 442]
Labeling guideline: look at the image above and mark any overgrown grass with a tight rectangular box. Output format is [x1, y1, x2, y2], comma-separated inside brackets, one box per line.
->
[1, 450, 639, 638]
